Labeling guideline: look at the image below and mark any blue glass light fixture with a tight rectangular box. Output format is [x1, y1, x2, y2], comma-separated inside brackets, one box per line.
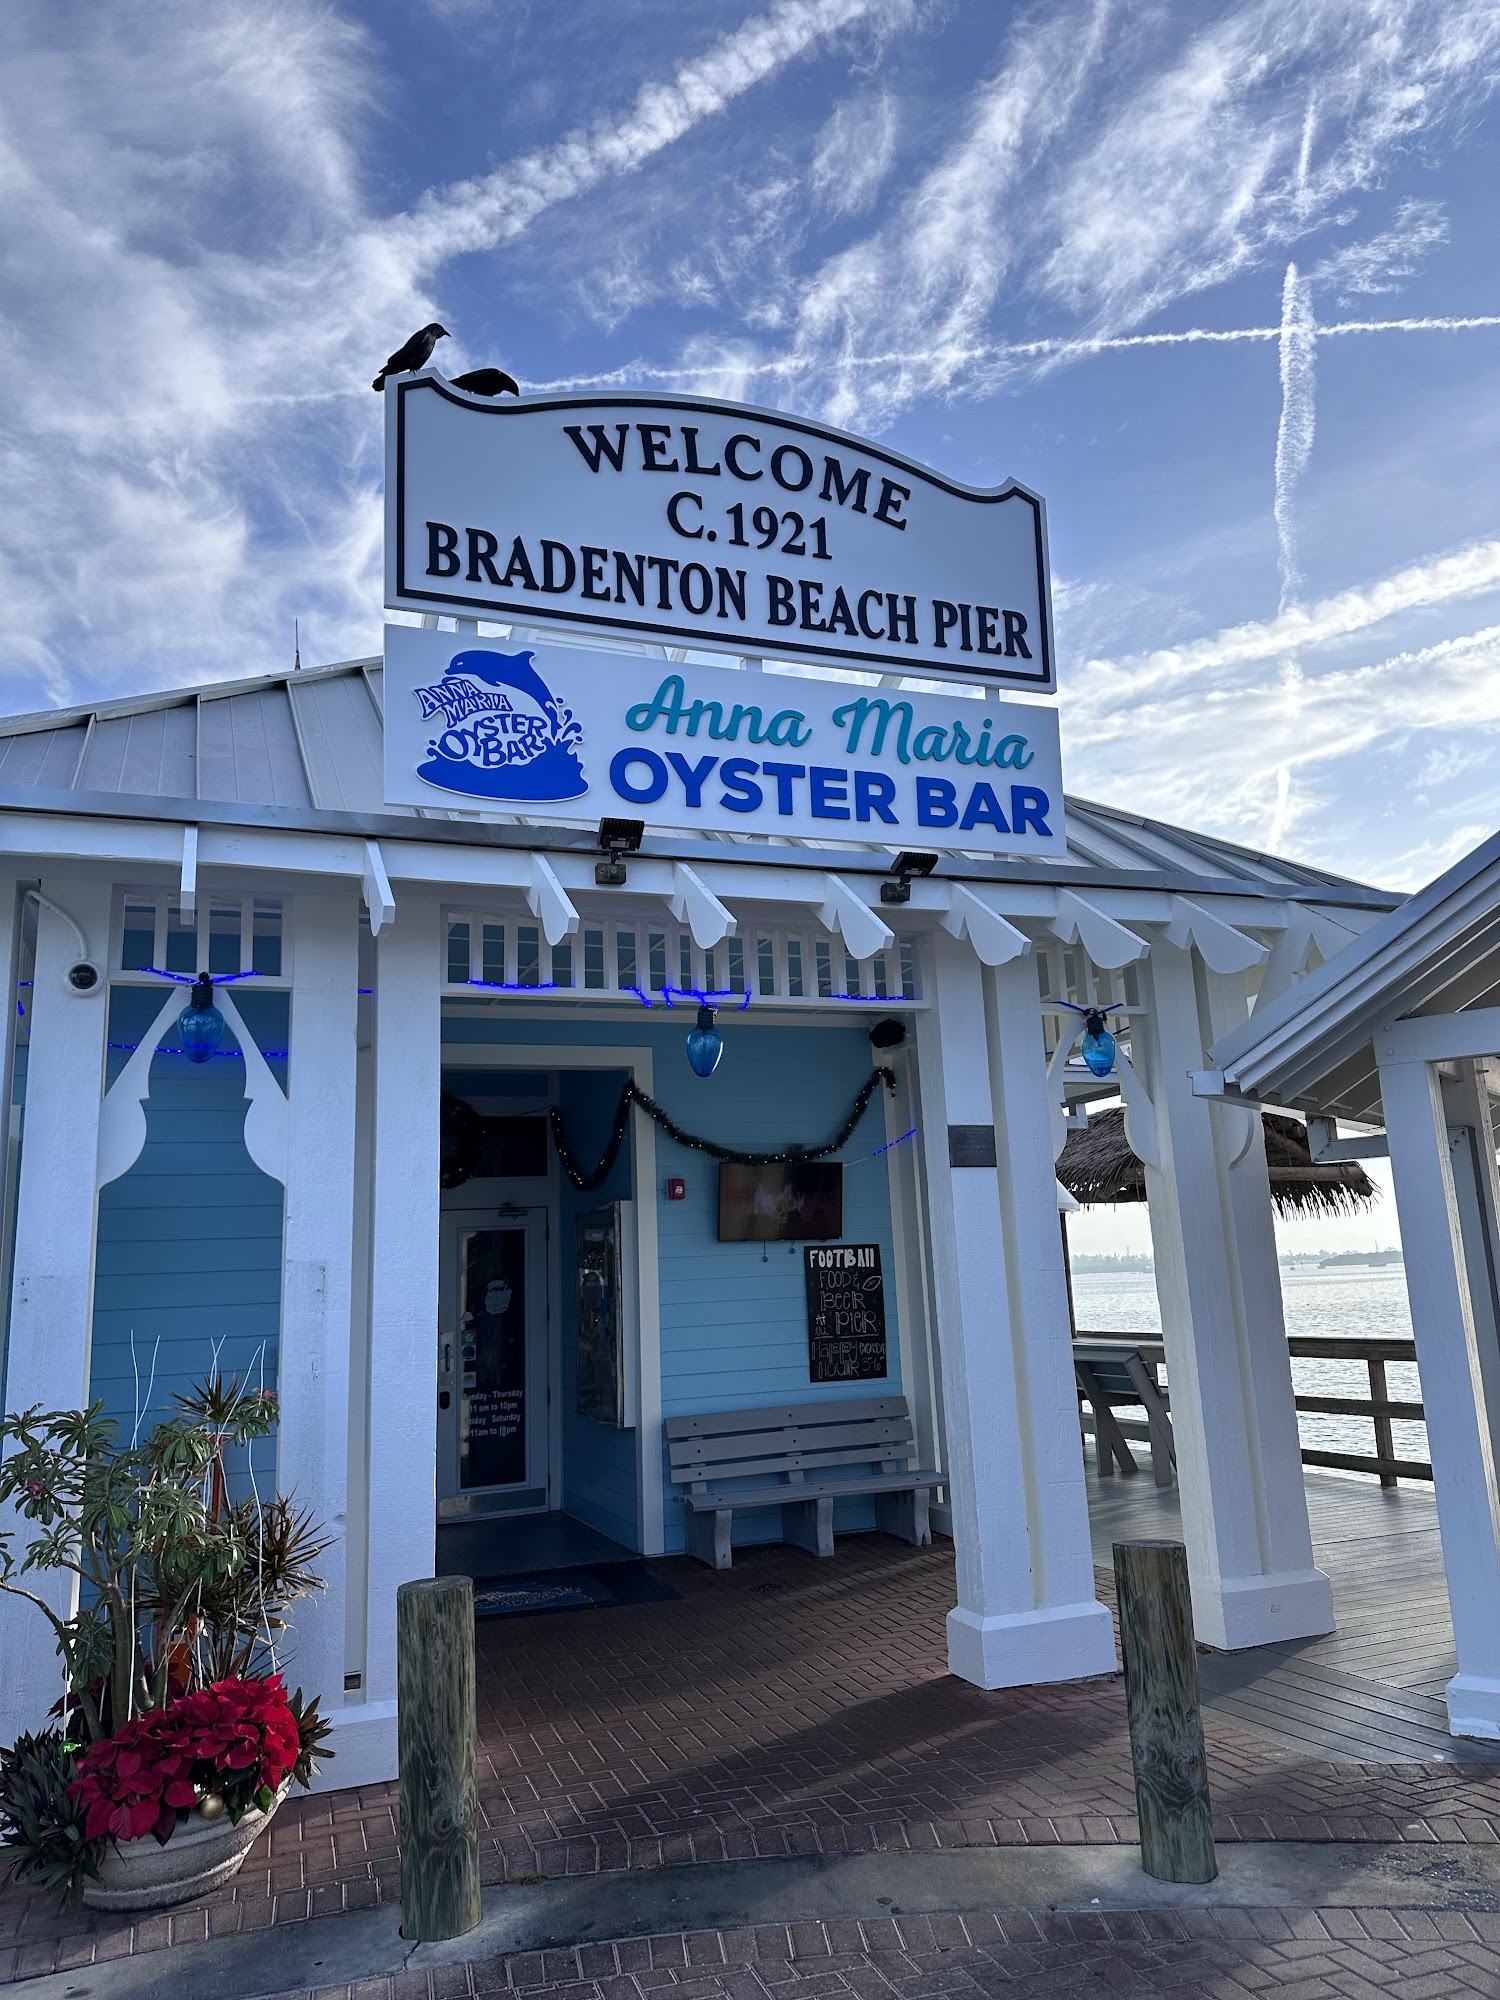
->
[685, 1004, 723, 1078]
[177, 973, 226, 1064]
[1079, 1008, 1117, 1079]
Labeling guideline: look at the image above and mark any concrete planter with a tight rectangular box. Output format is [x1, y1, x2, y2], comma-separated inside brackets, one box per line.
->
[81, 1784, 287, 1912]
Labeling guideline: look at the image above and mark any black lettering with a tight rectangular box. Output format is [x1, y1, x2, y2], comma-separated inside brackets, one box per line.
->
[500, 536, 538, 590]
[426, 521, 460, 577]
[680, 562, 714, 615]
[976, 605, 1000, 653]
[683, 427, 721, 476]
[666, 490, 704, 538]
[932, 600, 960, 649]
[580, 545, 610, 600]
[798, 579, 827, 631]
[770, 444, 814, 492]
[465, 528, 501, 586]
[767, 574, 796, 625]
[823, 585, 857, 637]
[874, 476, 910, 529]
[1003, 609, 1033, 659]
[645, 555, 679, 609]
[886, 593, 916, 644]
[725, 433, 764, 480]
[540, 540, 576, 592]
[819, 459, 870, 513]
[614, 550, 646, 605]
[856, 588, 885, 641]
[562, 423, 629, 472]
[958, 603, 973, 651]
[638, 423, 679, 472]
[715, 567, 747, 620]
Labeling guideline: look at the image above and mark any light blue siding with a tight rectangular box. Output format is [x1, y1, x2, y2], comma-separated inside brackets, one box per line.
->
[90, 986, 287, 1489]
[441, 1012, 901, 1553]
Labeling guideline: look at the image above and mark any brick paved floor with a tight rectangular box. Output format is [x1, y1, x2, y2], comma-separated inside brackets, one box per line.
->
[8, 1537, 1500, 1981]
[245, 1908, 1500, 2000]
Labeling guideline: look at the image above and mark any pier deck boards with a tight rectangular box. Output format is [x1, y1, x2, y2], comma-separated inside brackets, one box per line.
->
[1085, 1463, 1484, 1762]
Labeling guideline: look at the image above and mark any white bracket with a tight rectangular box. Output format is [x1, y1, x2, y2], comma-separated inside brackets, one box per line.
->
[1307, 1114, 1390, 1162]
[217, 987, 289, 1186]
[1051, 890, 1147, 969]
[180, 826, 199, 925]
[1164, 895, 1268, 975]
[670, 862, 736, 950]
[96, 984, 290, 1189]
[1115, 1049, 1161, 1171]
[940, 884, 1031, 967]
[526, 850, 579, 946]
[96, 990, 183, 1189]
[362, 840, 395, 936]
[816, 873, 895, 963]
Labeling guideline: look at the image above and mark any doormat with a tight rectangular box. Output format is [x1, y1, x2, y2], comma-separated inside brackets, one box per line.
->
[471, 1561, 682, 1621]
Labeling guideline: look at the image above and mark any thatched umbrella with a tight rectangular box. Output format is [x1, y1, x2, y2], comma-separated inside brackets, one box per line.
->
[1058, 1105, 1376, 1217]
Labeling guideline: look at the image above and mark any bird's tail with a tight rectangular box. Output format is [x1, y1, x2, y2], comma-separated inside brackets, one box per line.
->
[371, 372, 386, 392]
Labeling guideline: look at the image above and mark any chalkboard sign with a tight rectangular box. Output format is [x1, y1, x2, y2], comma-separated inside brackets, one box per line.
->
[804, 1244, 887, 1383]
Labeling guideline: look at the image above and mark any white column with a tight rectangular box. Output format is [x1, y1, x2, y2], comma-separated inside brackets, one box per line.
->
[1380, 1048, 1500, 1737]
[359, 901, 441, 1750]
[0, 880, 112, 1744]
[1138, 944, 1333, 1649]
[915, 932, 1113, 1688]
[277, 894, 358, 1720]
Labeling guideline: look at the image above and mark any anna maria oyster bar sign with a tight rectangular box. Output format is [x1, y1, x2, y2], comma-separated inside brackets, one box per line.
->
[385, 376, 1055, 690]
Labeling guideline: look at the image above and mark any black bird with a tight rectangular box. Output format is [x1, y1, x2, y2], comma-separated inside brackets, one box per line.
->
[451, 366, 521, 398]
[372, 323, 449, 391]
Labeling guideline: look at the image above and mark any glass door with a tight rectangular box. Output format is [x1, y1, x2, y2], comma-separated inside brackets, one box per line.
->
[437, 1209, 548, 1517]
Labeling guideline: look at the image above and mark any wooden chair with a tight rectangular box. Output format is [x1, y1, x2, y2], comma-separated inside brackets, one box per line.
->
[1072, 1339, 1176, 1487]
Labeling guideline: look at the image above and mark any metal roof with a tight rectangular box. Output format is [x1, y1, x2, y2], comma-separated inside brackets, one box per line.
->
[0, 657, 1391, 907]
[1209, 826, 1500, 1123]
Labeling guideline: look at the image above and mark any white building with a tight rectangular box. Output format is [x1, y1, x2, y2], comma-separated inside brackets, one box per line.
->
[0, 644, 1399, 1782]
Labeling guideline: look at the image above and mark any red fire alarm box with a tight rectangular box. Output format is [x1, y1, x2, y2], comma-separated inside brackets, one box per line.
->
[666, 1177, 686, 1201]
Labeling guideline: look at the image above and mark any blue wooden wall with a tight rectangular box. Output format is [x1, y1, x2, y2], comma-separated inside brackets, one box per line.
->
[90, 985, 287, 1487]
[441, 1014, 901, 1554]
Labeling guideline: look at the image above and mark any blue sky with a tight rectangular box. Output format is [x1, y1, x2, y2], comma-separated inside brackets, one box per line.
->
[3, 0, 1498, 896]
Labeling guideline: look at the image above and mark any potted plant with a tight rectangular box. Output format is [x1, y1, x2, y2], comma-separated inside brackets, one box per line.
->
[0, 1375, 333, 1910]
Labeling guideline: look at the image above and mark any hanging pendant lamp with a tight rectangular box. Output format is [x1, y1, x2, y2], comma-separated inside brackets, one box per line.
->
[1079, 1008, 1117, 1079]
[685, 1004, 723, 1078]
[177, 973, 226, 1064]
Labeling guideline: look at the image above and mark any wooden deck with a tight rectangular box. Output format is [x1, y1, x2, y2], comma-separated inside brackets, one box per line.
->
[1084, 1463, 1497, 1764]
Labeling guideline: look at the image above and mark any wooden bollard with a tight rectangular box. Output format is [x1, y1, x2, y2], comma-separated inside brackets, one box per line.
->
[397, 1575, 481, 1940]
[1112, 1539, 1217, 1884]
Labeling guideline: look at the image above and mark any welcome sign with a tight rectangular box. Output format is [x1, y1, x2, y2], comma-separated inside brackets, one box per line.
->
[385, 378, 1055, 693]
[383, 626, 1065, 857]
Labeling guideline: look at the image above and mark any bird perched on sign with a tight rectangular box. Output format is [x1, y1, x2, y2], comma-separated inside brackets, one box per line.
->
[371, 323, 449, 391]
[451, 366, 521, 398]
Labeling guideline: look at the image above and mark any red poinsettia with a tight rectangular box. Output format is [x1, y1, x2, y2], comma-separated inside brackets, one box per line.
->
[67, 1676, 301, 1845]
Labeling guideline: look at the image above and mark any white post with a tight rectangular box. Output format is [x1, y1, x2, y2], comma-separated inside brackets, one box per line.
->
[277, 894, 359, 1722]
[914, 932, 1113, 1687]
[1379, 1048, 1500, 1736]
[1137, 945, 1333, 1648]
[359, 900, 442, 1767]
[0, 881, 112, 1743]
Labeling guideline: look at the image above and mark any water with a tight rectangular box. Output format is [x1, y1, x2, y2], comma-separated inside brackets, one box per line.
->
[1071, 1263, 1427, 1479]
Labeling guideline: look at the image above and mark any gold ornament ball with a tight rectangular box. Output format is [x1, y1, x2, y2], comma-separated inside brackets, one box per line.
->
[197, 1792, 226, 1821]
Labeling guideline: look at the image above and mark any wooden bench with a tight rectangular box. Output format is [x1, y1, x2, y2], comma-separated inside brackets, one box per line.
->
[1072, 1338, 1175, 1488]
[666, 1395, 941, 1570]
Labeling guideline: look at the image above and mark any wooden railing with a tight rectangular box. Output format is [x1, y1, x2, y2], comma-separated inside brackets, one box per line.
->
[1077, 1331, 1430, 1488]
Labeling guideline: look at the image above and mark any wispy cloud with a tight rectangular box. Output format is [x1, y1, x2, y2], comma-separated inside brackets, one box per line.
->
[1311, 197, 1450, 301]
[1272, 263, 1317, 609]
[810, 90, 900, 216]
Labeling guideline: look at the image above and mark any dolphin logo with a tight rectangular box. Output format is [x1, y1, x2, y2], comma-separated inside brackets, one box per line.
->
[414, 650, 587, 802]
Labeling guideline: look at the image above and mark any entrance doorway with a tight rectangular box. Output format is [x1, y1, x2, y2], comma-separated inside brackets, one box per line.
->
[437, 1206, 548, 1518]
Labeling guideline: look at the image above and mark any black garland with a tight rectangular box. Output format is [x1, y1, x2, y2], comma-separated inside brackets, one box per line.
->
[550, 1067, 897, 1194]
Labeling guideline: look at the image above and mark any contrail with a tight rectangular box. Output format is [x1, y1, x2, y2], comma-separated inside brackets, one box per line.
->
[520, 312, 1500, 395]
[1274, 263, 1318, 610]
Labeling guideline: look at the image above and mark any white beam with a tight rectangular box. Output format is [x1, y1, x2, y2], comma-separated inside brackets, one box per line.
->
[670, 861, 736, 950]
[940, 884, 1030, 967]
[179, 825, 199, 923]
[526, 850, 579, 946]
[1051, 890, 1147, 969]
[1164, 895, 1268, 975]
[361, 840, 395, 935]
[0, 881, 112, 1747]
[1381, 1007, 1500, 1067]
[815, 872, 894, 962]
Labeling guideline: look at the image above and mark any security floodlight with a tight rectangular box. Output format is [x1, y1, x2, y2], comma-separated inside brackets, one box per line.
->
[596, 816, 645, 886]
[880, 850, 939, 904]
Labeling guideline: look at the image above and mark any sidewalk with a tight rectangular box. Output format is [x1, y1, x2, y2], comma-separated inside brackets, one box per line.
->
[6, 1536, 1500, 1988]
